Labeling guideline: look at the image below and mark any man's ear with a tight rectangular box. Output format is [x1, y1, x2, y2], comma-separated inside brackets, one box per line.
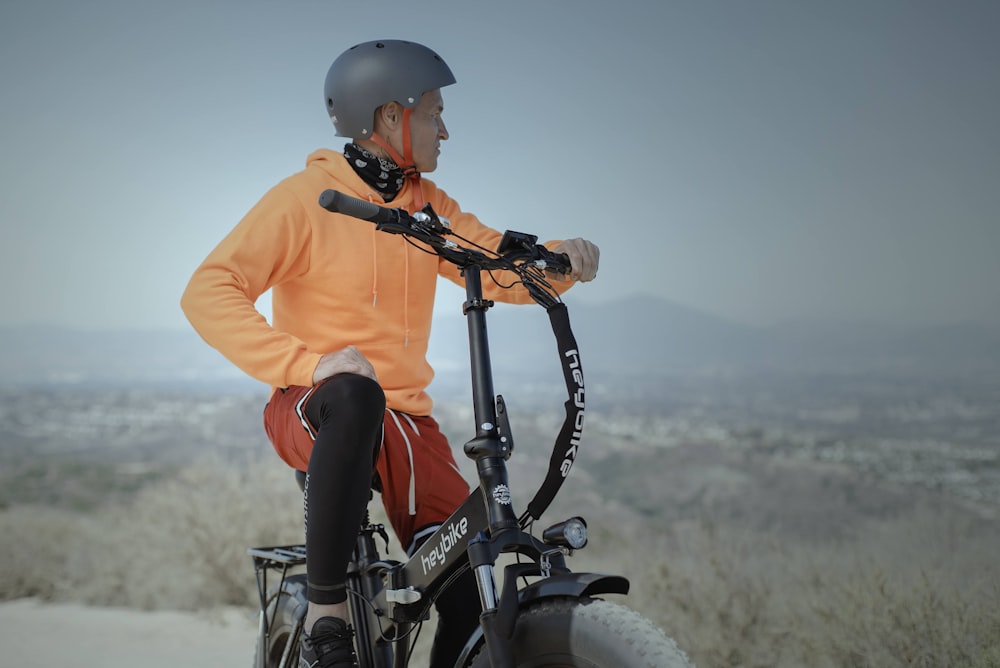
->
[375, 101, 402, 132]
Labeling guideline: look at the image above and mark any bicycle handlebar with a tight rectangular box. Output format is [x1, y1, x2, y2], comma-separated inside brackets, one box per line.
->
[318, 189, 399, 225]
[317, 189, 573, 277]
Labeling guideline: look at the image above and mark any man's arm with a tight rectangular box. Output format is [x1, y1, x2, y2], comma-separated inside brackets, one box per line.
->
[180, 186, 322, 388]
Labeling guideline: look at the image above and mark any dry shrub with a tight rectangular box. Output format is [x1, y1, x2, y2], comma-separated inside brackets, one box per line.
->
[83, 456, 306, 610]
[0, 457, 306, 610]
[634, 508, 1000, 668]
[811, 568, 1000, 668]
[800, 506, 1000, 668]
[0, 505, 95, 600]
[637, 521, 799, 668]
[0, 456, 411, 612]
[4, 456, 1000, 667]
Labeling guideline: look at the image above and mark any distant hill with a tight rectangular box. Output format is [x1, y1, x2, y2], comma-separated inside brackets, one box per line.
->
[1, 294, 998, 389]
[431, 294, 1000, 380]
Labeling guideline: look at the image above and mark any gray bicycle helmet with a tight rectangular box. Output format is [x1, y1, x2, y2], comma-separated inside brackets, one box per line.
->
[324, 40, 456, 138]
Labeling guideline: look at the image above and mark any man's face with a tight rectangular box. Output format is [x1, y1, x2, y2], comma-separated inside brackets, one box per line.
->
[408, 88, 448, 173]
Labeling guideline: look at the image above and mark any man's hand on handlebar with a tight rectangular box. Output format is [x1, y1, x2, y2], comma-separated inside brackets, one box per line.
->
[313, 346, 377, 384]
[550, 238, 600, 282]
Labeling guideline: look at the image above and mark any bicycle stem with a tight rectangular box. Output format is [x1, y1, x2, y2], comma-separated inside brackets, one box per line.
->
[463, 267, 498, 437]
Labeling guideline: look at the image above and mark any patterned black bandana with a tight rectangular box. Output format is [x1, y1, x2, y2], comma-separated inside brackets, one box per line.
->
[344, 143, 406, 201]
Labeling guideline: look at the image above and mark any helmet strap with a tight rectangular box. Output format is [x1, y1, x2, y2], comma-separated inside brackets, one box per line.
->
[369, 108, 423, 211]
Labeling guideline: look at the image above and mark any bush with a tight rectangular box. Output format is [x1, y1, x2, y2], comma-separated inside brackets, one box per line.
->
[0, 458, 304, 610]
[0, 505, 94, 600]
[633, 515, 1000, 668]
[3, 457, 999, 665]
[810, 569, 1000, 668]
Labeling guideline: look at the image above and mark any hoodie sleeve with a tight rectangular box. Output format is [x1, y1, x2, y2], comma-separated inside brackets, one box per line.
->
[180, 184, 323, 388]
[425, 184, 575, 305]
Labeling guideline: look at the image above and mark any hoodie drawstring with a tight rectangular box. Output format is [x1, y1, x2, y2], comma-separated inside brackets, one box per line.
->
[366, 192, 411, 347]
[403, 247, 410, 347]
[371, 226, 379, 307]
[366, 193, 379, 307]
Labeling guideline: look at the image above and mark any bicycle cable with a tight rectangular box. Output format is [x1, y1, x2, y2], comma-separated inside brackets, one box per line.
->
[389, 216, 568, 308]
[344, 584, 424, 646]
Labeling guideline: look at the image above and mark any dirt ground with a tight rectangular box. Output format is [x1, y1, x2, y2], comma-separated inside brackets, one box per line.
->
[0, 598, 256, 667]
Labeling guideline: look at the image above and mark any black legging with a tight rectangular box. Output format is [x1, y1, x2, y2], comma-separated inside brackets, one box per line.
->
[300, 372, 479, 668]
[302, 373, 385, 605]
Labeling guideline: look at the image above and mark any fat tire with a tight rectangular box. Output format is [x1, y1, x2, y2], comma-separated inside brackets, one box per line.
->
[466, 596, 692, 668]
[254, 573, 308, 668]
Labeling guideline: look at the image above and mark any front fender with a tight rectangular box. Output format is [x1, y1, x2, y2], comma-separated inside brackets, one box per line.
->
[454, 569, 630, 667]
[516, 571, 630, 604]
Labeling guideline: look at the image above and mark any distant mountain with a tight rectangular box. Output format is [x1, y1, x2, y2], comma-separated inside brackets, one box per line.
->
[431, 294, 1000, 380]
[429, 294, 772, 377]
[0, 325, 248, 388]
[760, 317, 1000, 376]
[2, 295, 998, 389]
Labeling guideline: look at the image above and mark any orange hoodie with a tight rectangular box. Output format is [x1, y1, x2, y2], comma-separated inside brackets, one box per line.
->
[181, 149, 570, 415]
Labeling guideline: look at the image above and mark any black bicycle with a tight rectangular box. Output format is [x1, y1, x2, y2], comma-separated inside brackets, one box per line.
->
[248, 191, 693, 668]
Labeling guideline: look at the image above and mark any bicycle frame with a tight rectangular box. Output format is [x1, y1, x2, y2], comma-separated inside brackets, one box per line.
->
[251, 192, 631, 668]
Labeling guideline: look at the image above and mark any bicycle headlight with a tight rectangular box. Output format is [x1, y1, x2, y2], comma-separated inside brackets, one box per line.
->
[542, 516, 588, 550]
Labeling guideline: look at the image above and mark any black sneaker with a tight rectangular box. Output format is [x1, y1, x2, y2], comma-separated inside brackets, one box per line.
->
[299, 617, 358, 668]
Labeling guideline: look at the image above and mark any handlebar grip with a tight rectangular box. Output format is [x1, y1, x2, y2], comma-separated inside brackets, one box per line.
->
[318, 189, 396, 224]
[553, 252, 572, 274]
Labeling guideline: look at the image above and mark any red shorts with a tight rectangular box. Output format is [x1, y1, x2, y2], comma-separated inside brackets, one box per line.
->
[263, 386, 472, 552]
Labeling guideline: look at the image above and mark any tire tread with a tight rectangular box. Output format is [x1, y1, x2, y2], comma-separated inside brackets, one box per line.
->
[468, 596, 692, 667]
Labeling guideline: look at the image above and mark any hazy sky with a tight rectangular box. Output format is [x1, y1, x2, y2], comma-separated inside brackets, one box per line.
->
[1, 0, 997, 331]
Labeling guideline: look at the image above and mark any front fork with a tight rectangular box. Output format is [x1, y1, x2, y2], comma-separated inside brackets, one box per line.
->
[463, 529, 630, 668]
[468, 532, 515, 668]
[467, 529, 571, 668]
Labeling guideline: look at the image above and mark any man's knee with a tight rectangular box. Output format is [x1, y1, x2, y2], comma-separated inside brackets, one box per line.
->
[308, 373, 385, 426]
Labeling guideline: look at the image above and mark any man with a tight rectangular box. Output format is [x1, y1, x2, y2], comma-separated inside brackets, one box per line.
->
[181, 39, 599, 668]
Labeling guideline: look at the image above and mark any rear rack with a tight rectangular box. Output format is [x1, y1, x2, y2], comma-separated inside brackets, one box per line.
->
[248, 544, 307, 568]
[249, 544, 307, 657]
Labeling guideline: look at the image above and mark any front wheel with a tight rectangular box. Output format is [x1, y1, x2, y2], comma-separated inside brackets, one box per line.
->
[466, 597, 692, 668]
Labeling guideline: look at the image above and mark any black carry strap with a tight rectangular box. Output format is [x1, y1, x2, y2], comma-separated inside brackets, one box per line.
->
[524, 302, 585, 523]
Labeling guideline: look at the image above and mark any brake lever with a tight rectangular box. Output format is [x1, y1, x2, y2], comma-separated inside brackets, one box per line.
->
[373, 220, 413, 236]
[413, 203, 451, 235]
